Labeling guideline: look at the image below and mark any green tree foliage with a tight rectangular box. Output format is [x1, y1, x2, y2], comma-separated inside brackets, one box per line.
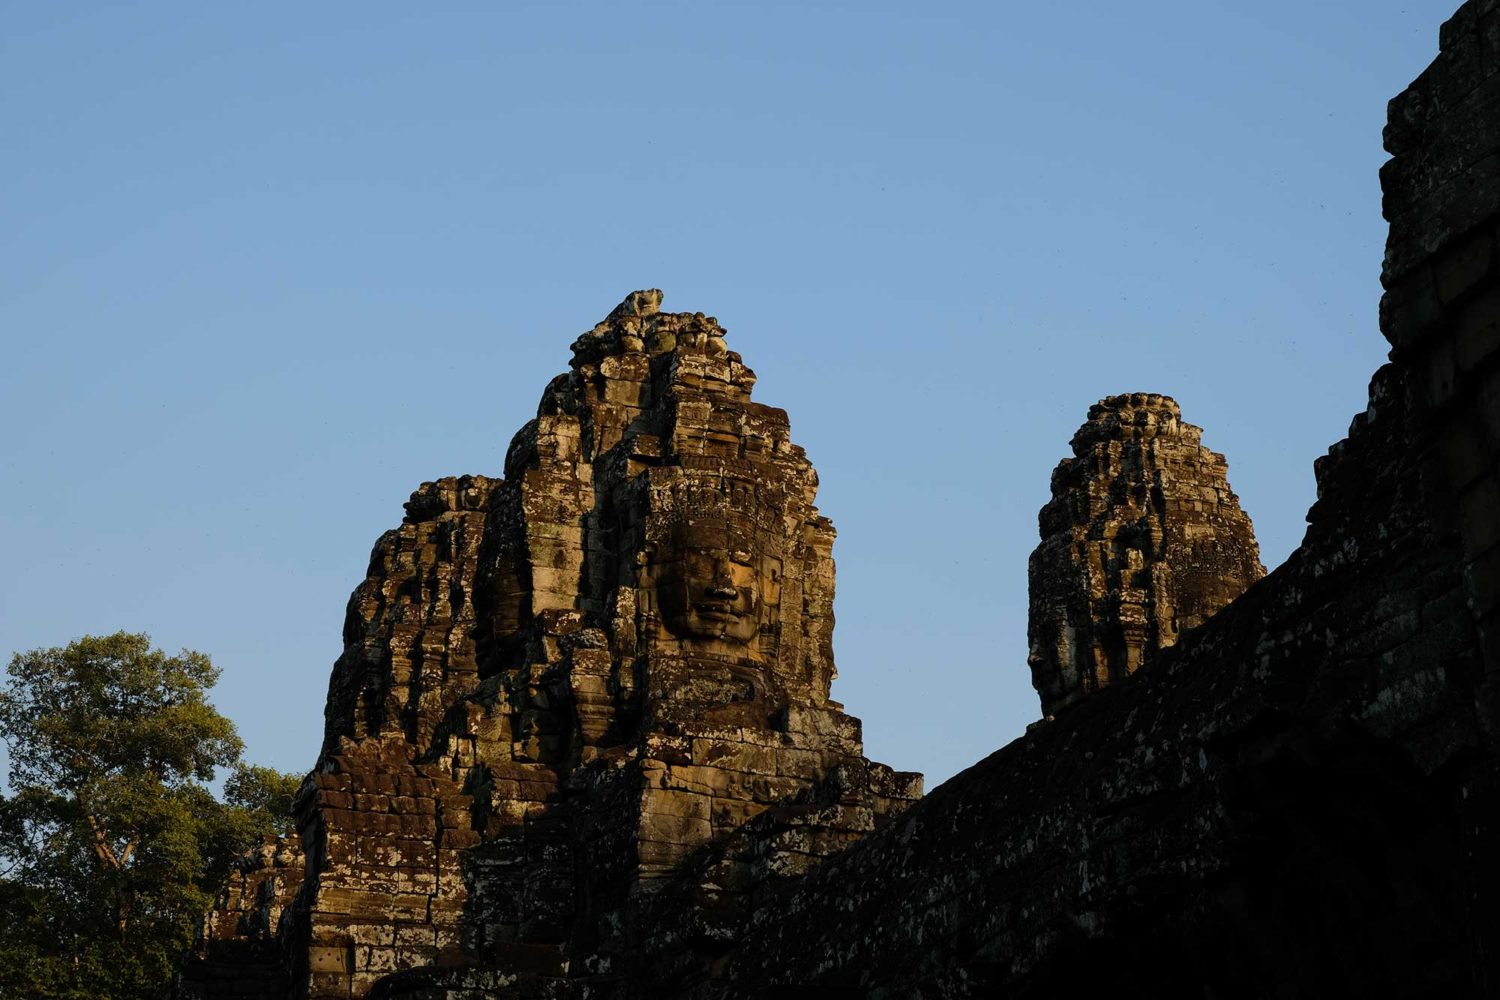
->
[224, 764, 304, 823]
[0, 632, 302, 1000]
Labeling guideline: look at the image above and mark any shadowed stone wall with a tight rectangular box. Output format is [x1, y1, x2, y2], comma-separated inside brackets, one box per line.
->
[661, 4, 1500, 995]
[179, 2, 1500, 995]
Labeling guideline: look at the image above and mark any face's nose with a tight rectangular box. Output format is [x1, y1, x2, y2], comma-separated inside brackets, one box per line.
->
[707, 559, 738, 600]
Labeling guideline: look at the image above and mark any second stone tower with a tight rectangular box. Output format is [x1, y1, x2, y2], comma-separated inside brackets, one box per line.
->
[1027, 393, 1264, 716]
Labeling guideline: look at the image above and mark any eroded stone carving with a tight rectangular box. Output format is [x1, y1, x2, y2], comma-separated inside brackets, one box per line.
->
[651, 504, 764, 645]
[1027, 392, 1264, 716]
[179, 290, 918, 999]
[179, 5, 1500, 991]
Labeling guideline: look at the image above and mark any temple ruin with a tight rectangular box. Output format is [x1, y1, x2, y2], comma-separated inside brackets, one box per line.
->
[179, 1, 1500, 994]
[1028, 392, 1264, 716]
[179, 289, 920, 999]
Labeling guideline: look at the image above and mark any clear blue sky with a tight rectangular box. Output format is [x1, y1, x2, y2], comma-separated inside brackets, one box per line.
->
[0, 2, 1459, 788]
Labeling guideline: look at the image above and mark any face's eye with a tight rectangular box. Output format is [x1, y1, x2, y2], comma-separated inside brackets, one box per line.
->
[730, 549, 753, 567]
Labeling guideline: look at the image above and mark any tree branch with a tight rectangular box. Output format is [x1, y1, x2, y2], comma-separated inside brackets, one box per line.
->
[85, 813, 121, 870]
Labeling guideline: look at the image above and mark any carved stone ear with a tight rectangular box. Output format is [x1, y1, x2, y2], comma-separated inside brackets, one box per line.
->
[763, 558, 784, 607]
[638, 542, 657, 566]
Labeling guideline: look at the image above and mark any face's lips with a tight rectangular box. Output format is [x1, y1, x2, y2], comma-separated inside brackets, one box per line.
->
[694, 602, 743, 621]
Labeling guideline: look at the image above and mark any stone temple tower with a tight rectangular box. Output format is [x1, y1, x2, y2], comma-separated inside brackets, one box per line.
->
[178, 291, 920, 1000]
[1027, 393, 1264, 716]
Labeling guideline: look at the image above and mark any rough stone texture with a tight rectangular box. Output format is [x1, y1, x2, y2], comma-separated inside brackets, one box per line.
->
[323, 475, 498, 755]
[622, 4, 1499, 995]
[177, 832, 305, 1000]
[179, 291, 918, 999]
[180, 3, 1500, 994]
[1028, 392, 1264, 716]
[699, 362, 1484, 997]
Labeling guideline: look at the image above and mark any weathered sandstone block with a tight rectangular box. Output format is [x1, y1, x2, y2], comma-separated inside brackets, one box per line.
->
[1028, 392, 1263, 715]
[181, 291, 918, 999]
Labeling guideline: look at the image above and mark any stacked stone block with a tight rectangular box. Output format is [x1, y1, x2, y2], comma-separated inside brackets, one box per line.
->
[180, 4, 1500, 995]
[287, 740, 483, 998]
[1028, 392, 1264, 716]
[661, 5, 1500, 994]
[1377, 0, 1500, 971]
[176, 833, 304, 1000]
[323, 474, 497, 755]
[182, 291, 919, 998]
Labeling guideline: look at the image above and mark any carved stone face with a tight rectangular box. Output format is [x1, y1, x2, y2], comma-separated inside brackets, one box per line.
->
[655, 522, 761, 644]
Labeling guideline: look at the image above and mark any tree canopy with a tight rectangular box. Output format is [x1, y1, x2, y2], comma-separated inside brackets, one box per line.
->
[0, 632, 301, 1000]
